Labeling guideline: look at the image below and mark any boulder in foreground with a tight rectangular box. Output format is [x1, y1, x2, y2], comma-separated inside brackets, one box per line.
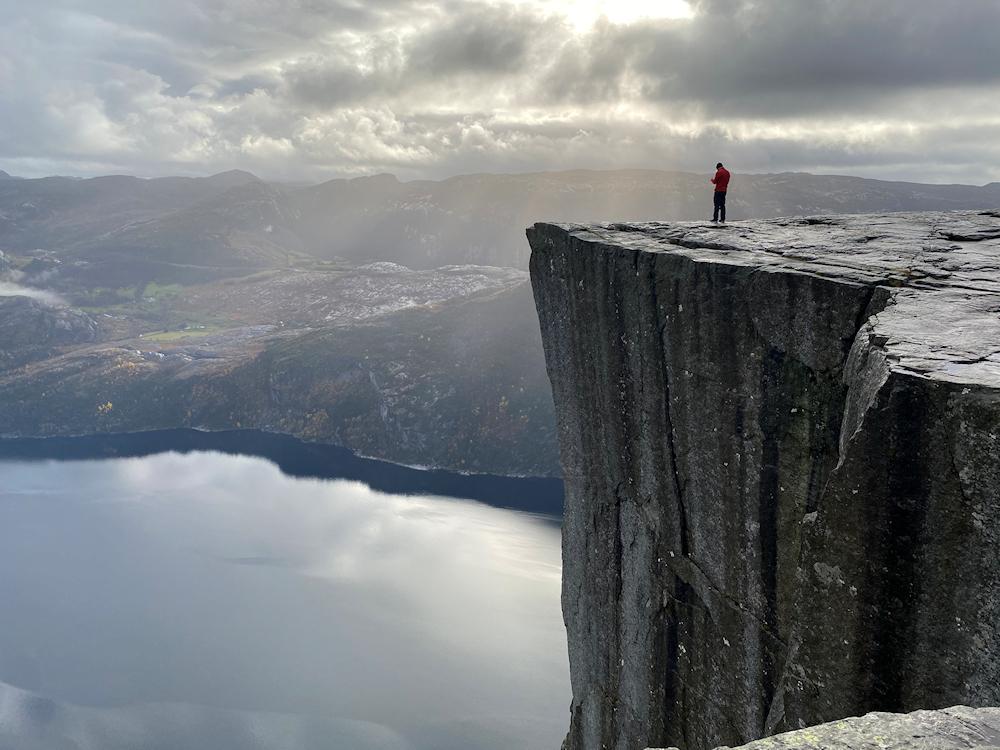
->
[652, 705, 1000, 749]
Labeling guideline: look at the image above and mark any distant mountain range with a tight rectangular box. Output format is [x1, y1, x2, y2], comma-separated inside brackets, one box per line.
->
[1, 169, 998, 282]
[1, 167, 998, 476]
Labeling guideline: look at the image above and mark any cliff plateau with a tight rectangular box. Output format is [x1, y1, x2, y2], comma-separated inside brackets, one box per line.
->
[528, 211, 1000, 750]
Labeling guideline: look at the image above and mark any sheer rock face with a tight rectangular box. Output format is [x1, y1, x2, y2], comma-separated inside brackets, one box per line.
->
[527, 211, 1000, 750]
[652, 706, 1000, 750]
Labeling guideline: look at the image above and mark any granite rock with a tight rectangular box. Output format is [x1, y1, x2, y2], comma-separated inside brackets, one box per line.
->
[528, 211, 1000, 750]
[651, 705, 1000, 750]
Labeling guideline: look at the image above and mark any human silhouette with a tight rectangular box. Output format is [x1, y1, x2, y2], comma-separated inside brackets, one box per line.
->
[711, 162, 731, 223]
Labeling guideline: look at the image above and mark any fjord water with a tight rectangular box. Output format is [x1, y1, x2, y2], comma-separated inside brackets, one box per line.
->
[0, 443, 568, 750]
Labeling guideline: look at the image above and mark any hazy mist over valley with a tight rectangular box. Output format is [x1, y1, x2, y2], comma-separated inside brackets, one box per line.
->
[3, 167, 1000, 477]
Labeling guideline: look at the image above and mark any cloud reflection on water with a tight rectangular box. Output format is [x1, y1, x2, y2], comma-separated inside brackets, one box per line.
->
[0, 451, 568, 750]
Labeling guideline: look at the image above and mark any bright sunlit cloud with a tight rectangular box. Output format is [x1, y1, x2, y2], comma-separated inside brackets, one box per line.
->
[3, 0, 1000, 183]
[530, 0, 693, 29]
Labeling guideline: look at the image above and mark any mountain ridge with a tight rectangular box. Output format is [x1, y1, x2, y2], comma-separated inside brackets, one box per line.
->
[3, 167, 999, 281]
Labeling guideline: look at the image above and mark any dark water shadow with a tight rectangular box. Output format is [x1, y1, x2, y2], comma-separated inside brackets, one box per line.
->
[0, 429, 564, 518]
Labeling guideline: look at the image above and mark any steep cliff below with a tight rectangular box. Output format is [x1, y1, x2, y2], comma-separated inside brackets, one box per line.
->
[528, 211, 1000, 750]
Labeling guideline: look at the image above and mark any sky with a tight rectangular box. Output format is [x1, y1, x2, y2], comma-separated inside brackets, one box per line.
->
[1, 0, 999, 183]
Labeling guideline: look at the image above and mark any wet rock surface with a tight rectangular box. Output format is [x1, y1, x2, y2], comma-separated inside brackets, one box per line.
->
[528, 211, 1000, 750]
[652, 706, 1000, 750]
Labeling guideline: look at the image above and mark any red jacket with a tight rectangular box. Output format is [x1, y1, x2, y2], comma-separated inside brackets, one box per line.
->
[712, 167, 731, 192]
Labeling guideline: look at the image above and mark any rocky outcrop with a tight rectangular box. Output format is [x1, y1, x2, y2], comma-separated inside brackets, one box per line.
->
[652, 706, 1000, 750]
[0, 295, 98, 369]
[528, 211, 1000, 750]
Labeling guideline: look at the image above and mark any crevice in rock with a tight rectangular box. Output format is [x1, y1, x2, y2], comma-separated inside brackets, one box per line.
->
[864, 382, 929, 710]
[833, 288, 896, 470]
[799, 217, 841, 226]
[940, 229, 1000, 242]
[649, 257, 690, 557]
[757, 347, 785, 717]
[662, 570, 789, 651]
[663, 577, 692, 750]
[850, 286, 881, 353]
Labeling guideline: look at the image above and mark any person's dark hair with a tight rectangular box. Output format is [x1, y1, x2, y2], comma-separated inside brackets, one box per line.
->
[716, 162, 723, 168]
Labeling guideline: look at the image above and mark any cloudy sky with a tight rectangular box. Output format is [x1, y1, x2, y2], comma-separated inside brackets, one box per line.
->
[2, 0, 999, 183]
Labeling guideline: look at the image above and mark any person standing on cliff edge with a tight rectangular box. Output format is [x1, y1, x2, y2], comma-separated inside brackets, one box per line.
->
[711, 162, 731, 223]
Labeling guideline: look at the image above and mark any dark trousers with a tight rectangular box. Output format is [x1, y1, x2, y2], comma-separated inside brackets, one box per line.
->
[713, 191, 727, 222]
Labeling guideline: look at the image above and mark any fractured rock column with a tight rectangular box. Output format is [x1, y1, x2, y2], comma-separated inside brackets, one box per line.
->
[776, 291, 1000, 732]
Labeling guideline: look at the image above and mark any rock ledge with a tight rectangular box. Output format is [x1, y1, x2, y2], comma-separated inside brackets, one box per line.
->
[528, 211, 1000, 750]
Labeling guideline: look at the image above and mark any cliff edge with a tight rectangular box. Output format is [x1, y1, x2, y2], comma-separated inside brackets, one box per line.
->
[528, 211, 1000, 750]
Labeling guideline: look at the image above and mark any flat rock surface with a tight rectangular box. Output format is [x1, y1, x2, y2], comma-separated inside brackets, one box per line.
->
[560, 210, 1000, 389]
[651, 706, 1000, 749]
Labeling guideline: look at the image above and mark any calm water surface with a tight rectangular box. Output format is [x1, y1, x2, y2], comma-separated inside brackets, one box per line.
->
[0, 442, 568, 750]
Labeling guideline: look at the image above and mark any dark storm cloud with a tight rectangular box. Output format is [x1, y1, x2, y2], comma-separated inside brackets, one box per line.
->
[686, 0, 1000, 101]
[544, 0, 1000, 116]
[283, 52, 402, 108]
[2, 0, 1000, 182]
[283, 3, 556, 108]
[406, 4, 545, 75]
[536, 21, 639, 104]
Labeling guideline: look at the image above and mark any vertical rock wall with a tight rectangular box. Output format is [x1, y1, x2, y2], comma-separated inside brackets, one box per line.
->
[528, 214, 1000, 750]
